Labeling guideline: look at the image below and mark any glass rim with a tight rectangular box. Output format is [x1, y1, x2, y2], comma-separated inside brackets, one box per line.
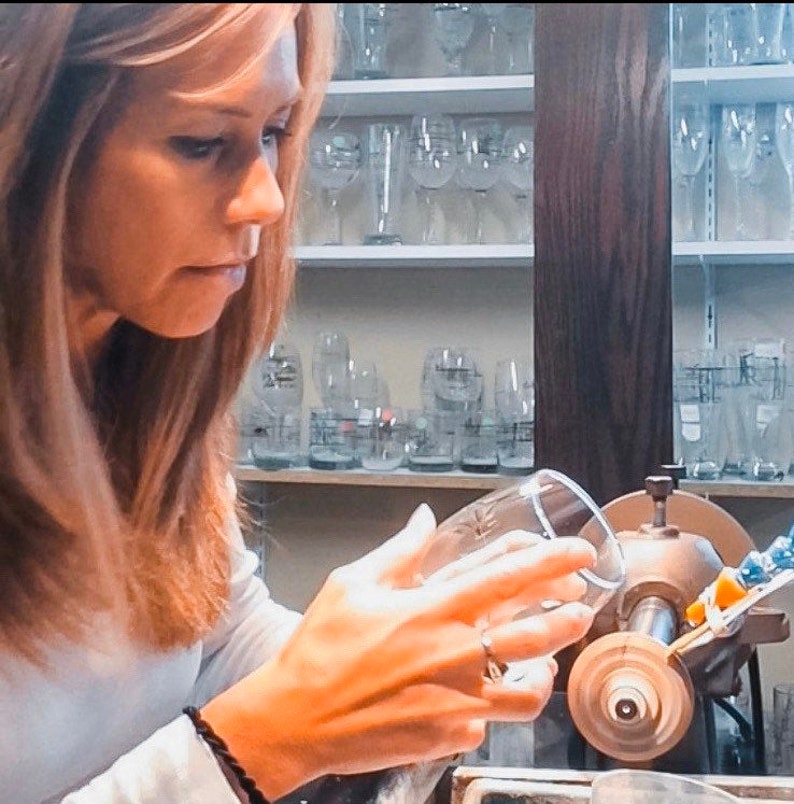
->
[523, 467, 626, 591]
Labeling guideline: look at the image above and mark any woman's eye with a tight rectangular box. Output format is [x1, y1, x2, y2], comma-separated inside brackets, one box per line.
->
[170, 136, 225, 160]
[261, 126, 288, 151]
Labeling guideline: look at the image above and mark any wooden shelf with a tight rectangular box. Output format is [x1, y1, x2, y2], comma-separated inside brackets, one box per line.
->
[234, 464, 516, 491]
[681, 476, 794, 499]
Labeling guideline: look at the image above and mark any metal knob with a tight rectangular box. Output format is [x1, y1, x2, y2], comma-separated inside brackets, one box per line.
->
[645, 475, 674, 527]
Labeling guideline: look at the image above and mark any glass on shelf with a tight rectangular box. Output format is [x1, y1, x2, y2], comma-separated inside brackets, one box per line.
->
[671, 101, 708, 242]
[501, 124, 534, 244]
[432, 3, 476, 77]
[720, 103, 757, 241]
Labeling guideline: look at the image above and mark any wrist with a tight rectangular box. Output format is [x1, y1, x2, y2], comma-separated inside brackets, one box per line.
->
[200, 660, 321, 801]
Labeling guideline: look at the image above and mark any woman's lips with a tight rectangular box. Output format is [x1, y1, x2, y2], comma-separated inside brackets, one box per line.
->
[185, 264, 247, 290]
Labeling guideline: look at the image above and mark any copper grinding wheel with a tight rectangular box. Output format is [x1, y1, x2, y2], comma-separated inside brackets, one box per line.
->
[566, 632, 695, 763]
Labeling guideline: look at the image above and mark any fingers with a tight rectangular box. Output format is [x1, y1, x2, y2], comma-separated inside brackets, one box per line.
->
[479, 654, 558, 720]
[485, 602, 594, 663]
[350, 503, 437, 584]
[426, 537, 597, 622]
[421, 529, 544, 585]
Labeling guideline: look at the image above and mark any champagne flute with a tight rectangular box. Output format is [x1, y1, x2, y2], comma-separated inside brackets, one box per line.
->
[501, 124, 534, 243]
[309, 128, 362, 246]
[408, 114, 458, 245]
[776, 101, 794, 240]
[720, 103, 757, 240]
[671, 101, 709, 242]
[456, 116, 503, 244]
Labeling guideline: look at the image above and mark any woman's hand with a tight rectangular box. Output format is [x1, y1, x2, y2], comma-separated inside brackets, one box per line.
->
[202, 503, 596, 800]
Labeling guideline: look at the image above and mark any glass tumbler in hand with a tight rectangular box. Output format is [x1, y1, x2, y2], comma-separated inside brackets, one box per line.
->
[417, 468, 626, 655]
[408, 113, 458, 245]
[309, 128, 362, 246]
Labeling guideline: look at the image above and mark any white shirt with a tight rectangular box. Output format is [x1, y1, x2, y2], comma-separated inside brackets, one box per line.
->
[0, 511, 301, 804]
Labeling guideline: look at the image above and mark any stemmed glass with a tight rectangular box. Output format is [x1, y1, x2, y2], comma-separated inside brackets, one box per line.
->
[432, 3, 476, 77]
[308, 128, 362, 246]
[501, 124, 534, 243]
[776, 101, 794, 240]
[745, 117, 775, 239]
[720, 104, 757, 240]
[408, 114, 458, 245]
[456, 116, 503, 244]
[671, 102, 709, 242]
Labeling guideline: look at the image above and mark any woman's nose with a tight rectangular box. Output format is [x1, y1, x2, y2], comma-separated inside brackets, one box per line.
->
[226, 155, 285, 227]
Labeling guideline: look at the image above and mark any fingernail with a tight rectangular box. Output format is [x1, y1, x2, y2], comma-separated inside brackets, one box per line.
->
[546, 656, 559, 675]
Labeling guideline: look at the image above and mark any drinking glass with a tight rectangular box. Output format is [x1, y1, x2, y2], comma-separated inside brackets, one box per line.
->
[309, 128, 362, 245]
[458, 410, 499, 474]
[430, 346, 483, 414]
[590, 769, 739, 803]
[501, 124, 534, 244]
[311, 331, 351, 409]
[253, 341, 303, 417]
[408, 114, 458, 245]
[776, 101, 794, 239]
[744, 113, 775, 239]
[363, 122, 407, 245]
[750, 2, 786, 64]
[498, 3, 535, 74]
[432, 3, 476, 77]
[671, 101, 709, 242]
[720, 104, 757, 240]
[349, 3, 392, 79]
[494, 357, 533, 419]
[456, 117, 503, 244]
[358, 405, 407, 472]
[772, 682, 794, 775]
[475, 3, 507, 74]
[418, 468, 626, 619]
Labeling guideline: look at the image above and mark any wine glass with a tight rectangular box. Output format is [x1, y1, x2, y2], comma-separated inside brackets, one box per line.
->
[501, 124, 534, 244]
[308, 128, 362, 245]
[776, 101, 794, 240]
[408, 114, 458, 245]
[432, 3, 476, 77]
[745, 114, 775, 239]
[417, 468, 626, 680]
[456, 116, 503, 244]
[720, 103, 757, 240]
[430, 346, 483, 414]
[670, 101, 709, 242]
[498, 3, 535, 74]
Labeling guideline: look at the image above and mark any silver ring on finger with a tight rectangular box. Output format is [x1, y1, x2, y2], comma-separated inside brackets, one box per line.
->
[480, 631, 508, 684]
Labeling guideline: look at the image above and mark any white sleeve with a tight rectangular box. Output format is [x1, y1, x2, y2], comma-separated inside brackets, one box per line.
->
[59, 717, 238, 803]
[189, 502, 303, 707]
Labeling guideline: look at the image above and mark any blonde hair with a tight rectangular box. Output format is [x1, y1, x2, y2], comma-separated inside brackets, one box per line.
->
[0, 4, 336, 664]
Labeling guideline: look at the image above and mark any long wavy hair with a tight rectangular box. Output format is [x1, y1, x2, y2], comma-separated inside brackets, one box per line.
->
[0, 4, 336, 665]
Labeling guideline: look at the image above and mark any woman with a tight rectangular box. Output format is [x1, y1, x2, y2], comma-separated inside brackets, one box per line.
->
[0, 4, 596, 802]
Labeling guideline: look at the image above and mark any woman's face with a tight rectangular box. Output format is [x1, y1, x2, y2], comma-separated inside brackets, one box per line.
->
[68, 14, 301, 339]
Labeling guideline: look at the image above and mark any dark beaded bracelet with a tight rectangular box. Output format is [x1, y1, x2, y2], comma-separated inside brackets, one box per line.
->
[183, 706, 270, 804]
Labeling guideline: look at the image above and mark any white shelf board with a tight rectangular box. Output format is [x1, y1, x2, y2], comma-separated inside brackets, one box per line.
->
[673, 240, 794, 265]
[672, 64, 794, 105]
[294, 243, 532, 269]
[320, 74, 533, 118]
[235, 464, 515, 491]
[681, 476, 794, 499]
